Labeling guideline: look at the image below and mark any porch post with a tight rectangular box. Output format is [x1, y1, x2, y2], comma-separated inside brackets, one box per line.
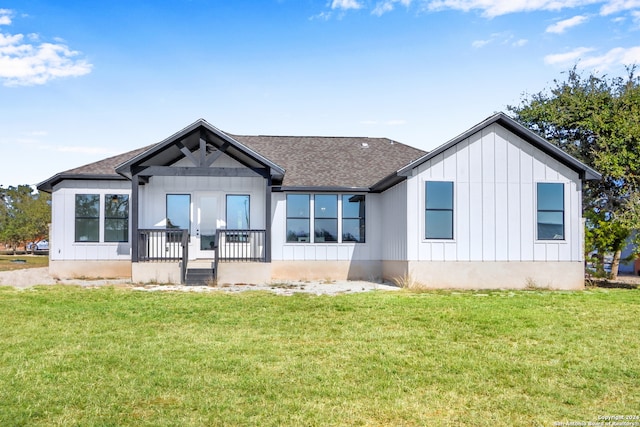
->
[131, 174, 140, 262]
[265, 176, 272, 263]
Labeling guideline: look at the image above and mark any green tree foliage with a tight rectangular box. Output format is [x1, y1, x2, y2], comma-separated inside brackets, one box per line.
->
[509, 67, 640, 278]
[0, 185, 51, 252]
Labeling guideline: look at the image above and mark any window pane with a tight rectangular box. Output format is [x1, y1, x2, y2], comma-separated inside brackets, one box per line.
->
[75, 218, 99, 242]
[426, 181, 453, 209]
[343, 195, 365, 243]
[314, 194, 338, 218]
[538, 212, 564, 240]
[537, 183, 563, 211]
[342, 218, 365, 242]
[166, 194, 190, 229]
[287, 194, 309, 218]
[315, 219, 338, 242]
[227, 195, 250, 229]
[287, 219, 310, 242]
[425, 211, 453, 239]
[105, 219, 128, 242]
[343, 195, 364, 218]
[105, 194, 129, 242]
[75, 194, 99, 242]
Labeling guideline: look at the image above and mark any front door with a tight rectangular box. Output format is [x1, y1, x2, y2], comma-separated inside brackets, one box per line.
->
[195, 194, 218, 258]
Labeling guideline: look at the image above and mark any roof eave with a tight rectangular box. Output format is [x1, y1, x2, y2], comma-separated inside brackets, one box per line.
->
[37, 174, 127, 193]
[397, 112, 602, 181]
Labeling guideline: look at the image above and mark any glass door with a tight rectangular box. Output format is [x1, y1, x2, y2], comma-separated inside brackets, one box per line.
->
[195, 194, 218, 258]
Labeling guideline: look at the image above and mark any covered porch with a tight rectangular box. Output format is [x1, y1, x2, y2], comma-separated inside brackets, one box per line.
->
[114, 119, 284, 285]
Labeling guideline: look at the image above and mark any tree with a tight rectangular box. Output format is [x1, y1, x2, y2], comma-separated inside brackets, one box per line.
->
[509, 67, 640, 279]
[0, 185, 51, 253]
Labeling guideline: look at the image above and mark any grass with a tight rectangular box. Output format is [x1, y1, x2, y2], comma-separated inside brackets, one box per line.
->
[0, 255, 48, 272]
[0, 286, 639, 426]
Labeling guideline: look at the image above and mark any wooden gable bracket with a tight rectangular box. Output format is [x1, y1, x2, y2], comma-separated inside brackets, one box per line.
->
[175, 140, 199, 166]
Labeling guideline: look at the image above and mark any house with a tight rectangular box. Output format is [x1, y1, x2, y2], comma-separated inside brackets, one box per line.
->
[37, 113, 601, 289]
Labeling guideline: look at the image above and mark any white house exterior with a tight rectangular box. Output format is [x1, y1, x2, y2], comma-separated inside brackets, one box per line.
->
[38, 113, 600, 289]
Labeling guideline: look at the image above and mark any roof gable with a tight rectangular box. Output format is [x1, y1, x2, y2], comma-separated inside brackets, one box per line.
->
[398, 113, 601, 181]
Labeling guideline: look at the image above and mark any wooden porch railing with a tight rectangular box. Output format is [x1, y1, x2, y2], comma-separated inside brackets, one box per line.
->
[215, 229, 267, 263]
[137, 229, 189, 283]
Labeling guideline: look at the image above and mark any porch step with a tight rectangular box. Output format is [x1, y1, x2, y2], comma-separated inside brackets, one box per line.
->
[185, 268, 214, 286]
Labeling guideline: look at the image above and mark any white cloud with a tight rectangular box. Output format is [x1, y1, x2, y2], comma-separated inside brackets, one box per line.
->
[331, 0, 363, 10]
[385, 119, 407, 125]
[546, 15, 589, 33]
[0, 14, 92, 86]
[373, 0, 413, 15]
[0, 9, 12, 26]
[545, 45, 640, 70]
[544, 47, 595, 65]
[426, 0, 600, 18]
[472, 38, 491, 48]
[471, 32, 526, 48]
[600, 0, 640, 15]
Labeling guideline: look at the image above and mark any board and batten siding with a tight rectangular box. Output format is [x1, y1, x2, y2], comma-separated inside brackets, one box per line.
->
[406, 124, 582, 263]
[270, 193, 382, 262]
[380, 181, 408, 261]
[50, 180, 132, 261]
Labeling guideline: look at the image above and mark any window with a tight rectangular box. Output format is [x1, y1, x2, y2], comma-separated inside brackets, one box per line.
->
[104, 194, 129, 242]
[75, 194, 100, 242]
[425, 181, 454, 239]
[166, 194, 191, 230]
[314, 194, 338, 242]
[342, 194, 365, 243]
[286, 194, 310, 242]
[226, 195, 250, 229]
[286, 194, 366, 243]
[537, 183, 564, 240]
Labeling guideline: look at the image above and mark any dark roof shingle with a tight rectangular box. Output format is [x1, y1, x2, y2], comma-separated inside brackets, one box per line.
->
[38, 126, 426, 191]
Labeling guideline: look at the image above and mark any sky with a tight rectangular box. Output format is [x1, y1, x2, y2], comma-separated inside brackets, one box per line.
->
[1, 0, 639, 188]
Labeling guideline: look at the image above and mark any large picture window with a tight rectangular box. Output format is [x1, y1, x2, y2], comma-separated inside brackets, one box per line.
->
[226, 195, 250, 229]
[537, 183, 564, 240]
[75, 194, 100, 242]
[342, 194, 365, 243]
[166, 194, 191, 230]
[314, 194, 338, 242]
[425, 181, 454, 240]
[286, 194, 310, 242]
[104, 194, 129, 242]
[286, 194, 366, 243]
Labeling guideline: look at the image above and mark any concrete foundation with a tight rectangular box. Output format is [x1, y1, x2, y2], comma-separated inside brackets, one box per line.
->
[49, 260, 132, 280]
[131, 262, 182, 284]
[383, 261, 584, 290]
[270, 260, 383, 282]
[217, 262, 272, 285]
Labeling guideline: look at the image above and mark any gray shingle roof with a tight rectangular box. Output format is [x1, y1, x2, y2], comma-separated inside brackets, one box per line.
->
[37, 128, 426, 191]
[231, 135, 426, 188]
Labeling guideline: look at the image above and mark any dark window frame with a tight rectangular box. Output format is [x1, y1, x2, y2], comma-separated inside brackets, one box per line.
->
[536, 182, 565, 241]
[286, 194, 311, 243]
[75, 194, 100, 243]
[104, 194, 129, 243]
[226, 194, 250, 230]
[425, 181, 454, 240]
[314, 194, 339, 243]
[342, 194, 366, 243]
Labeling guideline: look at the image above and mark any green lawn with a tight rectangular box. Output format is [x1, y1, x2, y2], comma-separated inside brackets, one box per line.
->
[0, 286, 638, 426]
[0, 255, 48, 272]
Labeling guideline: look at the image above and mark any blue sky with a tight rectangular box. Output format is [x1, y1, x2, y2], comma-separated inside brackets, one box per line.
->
[1, 0, 639, 188]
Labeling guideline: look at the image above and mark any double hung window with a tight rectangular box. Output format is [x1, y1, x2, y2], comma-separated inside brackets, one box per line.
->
[75, 193, 129, 242]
